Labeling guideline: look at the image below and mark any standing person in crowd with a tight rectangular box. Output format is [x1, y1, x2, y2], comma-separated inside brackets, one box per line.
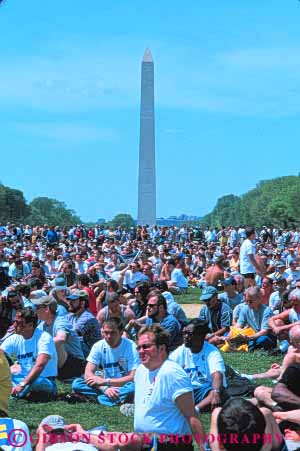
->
[239, 226, 265, 287]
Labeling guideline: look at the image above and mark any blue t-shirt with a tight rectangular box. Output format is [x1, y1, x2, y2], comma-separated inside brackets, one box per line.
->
[237, 304, 273, 332]
[146, 314, 182, 351]
[38, 314, 84, 360]
[218, 292, 243, 310]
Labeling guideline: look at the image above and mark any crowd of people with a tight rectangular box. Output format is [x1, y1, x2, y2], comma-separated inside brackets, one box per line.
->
[1, 222, 300, 450]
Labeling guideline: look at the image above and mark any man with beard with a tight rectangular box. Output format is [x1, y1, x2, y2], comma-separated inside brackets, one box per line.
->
[170, 319, 227, 413]
[198, 286, 231, 346]
[145, 292, 182, 351]
[66, 290, 101, 357]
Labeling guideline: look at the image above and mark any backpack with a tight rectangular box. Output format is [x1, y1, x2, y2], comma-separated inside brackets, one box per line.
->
[225, 364, 255, 397]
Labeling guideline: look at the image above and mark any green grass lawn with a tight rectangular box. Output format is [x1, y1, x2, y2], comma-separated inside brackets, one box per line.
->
[9, 351, 281, 437]
[9, 289, 282, 441]
[176, 287, 202, 304]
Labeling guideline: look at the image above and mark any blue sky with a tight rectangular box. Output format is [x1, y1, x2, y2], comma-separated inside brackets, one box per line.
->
[1, 0, 300, 222]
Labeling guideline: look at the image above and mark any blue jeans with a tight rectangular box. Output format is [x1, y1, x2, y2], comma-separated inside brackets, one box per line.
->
[248, 334, 277, 351]
[12, 374, 57, 398]
[72, 378, 135, 406]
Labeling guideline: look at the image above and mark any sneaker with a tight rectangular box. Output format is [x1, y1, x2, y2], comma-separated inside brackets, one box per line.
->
[120, 403, 135, 417]
[64, 393, 89, 404]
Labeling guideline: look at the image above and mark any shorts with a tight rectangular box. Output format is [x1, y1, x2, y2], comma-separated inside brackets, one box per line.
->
[58, 355, 86, 380]
[241, 273, 255, 279]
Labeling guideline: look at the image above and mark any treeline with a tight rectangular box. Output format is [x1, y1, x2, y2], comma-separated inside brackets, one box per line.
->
[0, 183, 81, 226]
[201, 175, 300, 228]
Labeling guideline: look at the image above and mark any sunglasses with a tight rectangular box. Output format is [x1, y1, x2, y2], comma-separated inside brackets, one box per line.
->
[136, 343, 155, 351]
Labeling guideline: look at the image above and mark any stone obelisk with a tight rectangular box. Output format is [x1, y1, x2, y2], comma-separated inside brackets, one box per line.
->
[137, 48, 156, 226]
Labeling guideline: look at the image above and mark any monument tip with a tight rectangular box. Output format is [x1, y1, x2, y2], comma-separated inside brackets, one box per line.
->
[143, 48, 153, 62]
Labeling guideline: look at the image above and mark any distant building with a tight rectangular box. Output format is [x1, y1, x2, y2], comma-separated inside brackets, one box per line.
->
[156, 215, 202, 226]
[97, 218, 106, 224]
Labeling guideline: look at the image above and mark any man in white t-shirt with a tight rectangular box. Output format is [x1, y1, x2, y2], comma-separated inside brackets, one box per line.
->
[1, 307, 57, 400]
[72, 318, 138, 406]
[239, 226, 265, 287]
[170, 319, 227, 413]
[134, 324, 205, 451]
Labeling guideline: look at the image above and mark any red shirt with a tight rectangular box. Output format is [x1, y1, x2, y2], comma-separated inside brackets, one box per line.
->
[84, 286, 97, 316]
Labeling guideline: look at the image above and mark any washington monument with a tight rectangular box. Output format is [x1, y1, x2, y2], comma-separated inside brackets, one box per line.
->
[137, 48, 156, 226]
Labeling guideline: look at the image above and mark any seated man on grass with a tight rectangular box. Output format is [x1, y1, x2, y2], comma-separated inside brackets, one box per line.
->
[72, 318, 138, 406]
[198, 286, 231, 346]
[1, 307, 57, 400]
[234, 286, 276, 351]
[170, 319, 227, 413]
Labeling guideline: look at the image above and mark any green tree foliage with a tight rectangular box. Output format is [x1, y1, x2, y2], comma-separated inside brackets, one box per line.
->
[0, 184, 30, 223]
[201, 176, 300, 228]
[110, 213, 135, 229]
[27, 197, 81, 226]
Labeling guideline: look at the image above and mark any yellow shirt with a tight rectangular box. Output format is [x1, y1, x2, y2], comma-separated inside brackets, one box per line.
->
[0, 350, 12, 415]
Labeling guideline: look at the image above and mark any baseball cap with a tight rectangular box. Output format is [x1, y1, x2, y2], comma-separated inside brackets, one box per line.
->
[67, 289, 88, 301]
[274, 261, 285, 269]
[41, 415, 66, 432]
[31, 290, 48, 299]
[222, 277, 236, 286]
[200, 286, 218, 301]
[213, 252, 225, 263]
[54, 277, 67, 291]
[31, 295, 56, 307]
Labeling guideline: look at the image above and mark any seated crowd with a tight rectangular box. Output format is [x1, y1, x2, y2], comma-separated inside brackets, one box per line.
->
[1, 222, 300, 450]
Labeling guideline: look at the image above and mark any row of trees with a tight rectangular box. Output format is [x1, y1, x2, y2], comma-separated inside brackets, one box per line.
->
[201, 175, 300, 228]
[2, 175, 300, 228]
[0, 184, 81, 226]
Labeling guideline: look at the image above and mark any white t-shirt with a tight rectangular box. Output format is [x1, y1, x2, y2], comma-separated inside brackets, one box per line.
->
[134, 359, 193, 436]
[239, 239, 256, 274]
[1, 329, 57, 378]
[87, 337, 139, 379]
[169, 342, 227, 389]
[0, 418, 32, 451]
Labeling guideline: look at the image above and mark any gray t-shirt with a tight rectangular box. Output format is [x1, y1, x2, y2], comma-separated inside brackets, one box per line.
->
[237, 304, 273, 332]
